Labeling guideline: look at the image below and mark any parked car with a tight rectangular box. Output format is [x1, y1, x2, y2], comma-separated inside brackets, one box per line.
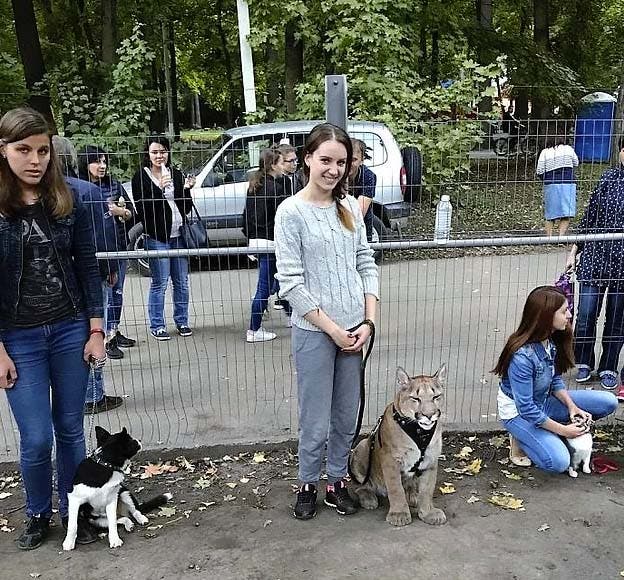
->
[125, 120, 420, 275]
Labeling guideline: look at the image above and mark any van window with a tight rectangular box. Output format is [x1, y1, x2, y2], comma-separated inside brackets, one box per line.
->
[350, 132, 387, 168]
[214, 136, 272, 183]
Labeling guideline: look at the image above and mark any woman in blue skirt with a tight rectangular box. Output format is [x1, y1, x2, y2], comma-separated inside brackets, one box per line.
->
[536, 137, 579, 236]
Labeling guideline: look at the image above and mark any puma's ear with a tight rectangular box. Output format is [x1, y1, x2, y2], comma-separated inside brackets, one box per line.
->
[433, 363, 447, 387]
[95, 426, 110, 444]
[396, 367, 410, 389]
[121, 427, 128, 434]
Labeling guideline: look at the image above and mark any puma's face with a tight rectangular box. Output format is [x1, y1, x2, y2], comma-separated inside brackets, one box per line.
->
[395, 365, 446, 430]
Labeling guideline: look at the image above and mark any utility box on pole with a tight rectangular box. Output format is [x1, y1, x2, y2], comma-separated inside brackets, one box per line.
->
[325, 75, 347, 130]
[236, 0, 257, 114]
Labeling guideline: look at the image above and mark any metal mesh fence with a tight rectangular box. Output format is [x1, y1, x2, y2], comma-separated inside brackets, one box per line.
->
[1, 117, 623, 461]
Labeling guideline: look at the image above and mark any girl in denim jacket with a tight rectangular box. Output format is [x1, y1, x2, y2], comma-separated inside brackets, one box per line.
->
[493, 286, 617, 473]
[0, 108, 105, 549]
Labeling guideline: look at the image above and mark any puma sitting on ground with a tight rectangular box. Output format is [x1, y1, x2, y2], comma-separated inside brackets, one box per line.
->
[349, 365, 447, 527]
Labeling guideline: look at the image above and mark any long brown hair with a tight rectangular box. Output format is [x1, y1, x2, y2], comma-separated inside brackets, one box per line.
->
[303, 123, 354, 231]
[493, 286, 574, 377]
[0, 107, 73, 218]
[248, 147, 280, 193]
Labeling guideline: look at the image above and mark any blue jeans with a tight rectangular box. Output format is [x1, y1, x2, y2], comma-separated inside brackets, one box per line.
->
[503, 390, 617, 473]
[249, 255, 291, 331]
[1, 316, 90, 518]
[106, 259, 128, 333]
[146, 236, 189, 331]
[574, 283, 624, 375]
[86, 282, 109, 404]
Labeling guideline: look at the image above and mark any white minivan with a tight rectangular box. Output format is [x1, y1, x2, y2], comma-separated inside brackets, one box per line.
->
[127, 120, 417, 272]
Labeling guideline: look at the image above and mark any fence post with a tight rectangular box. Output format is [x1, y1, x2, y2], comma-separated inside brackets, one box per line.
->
[325, 75, 348, 130]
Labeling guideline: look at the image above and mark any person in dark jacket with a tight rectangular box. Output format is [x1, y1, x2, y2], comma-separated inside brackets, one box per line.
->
[348, 138, 376, 241]
[131, 135, 195, 341]
[78, 145, 136, 359]
[0, 108, 105, 549]
[243, 147, 290, 342]
[566, 137, 624, 391]
[53, 137, 123, 414]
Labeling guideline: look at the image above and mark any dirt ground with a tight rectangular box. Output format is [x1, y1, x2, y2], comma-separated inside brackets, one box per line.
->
[1, 428, 624, 580]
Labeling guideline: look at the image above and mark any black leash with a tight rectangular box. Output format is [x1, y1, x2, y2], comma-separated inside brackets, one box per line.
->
[349, 319, 376, 448]
[346, 319, 376, 486]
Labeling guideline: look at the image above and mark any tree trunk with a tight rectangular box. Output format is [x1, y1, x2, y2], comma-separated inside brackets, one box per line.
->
[610, 67, 624, 165]
[430, 30, 439, 87]
[101, 0, 117, 65]
[216, 0, 235, 126]
[193, 93, 202, 129]
[284, 20, 303, 115]
[168, 21, 180, 137]
[265, 44, 280, 122]
[475, 0, 493, 112]
[532, 0, 550, 118]
[11, 0, 55, 128]
[418, 0, 428, 76]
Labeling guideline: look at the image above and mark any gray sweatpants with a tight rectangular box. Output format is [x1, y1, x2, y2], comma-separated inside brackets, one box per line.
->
[292, 326, 362, 484]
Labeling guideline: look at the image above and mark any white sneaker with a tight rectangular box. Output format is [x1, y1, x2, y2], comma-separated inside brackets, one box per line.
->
[286, 317, 292, 328]
[246, 328, 277, 343]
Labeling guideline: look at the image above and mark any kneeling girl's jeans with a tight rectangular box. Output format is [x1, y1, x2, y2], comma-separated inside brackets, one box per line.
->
[1, 316, 89, 518]
[503, 390, 617, 473]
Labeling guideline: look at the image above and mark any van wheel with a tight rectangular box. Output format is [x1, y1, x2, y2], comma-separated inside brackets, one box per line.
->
[127, 223, 151, 277]
[371, 214, 390, 262]
[494, 139, 509, 156]
[401, 147, 422, 203]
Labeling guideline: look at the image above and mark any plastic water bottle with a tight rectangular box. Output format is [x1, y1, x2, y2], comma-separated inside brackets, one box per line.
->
[434, 195, 452, 242]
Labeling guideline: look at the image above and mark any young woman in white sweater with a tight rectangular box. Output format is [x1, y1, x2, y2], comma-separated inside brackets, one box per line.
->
[274, 123, 379, 520]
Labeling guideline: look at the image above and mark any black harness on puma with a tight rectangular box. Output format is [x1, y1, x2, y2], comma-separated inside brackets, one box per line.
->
[391, 405, 438, 475]
[348, 406, 438, 485]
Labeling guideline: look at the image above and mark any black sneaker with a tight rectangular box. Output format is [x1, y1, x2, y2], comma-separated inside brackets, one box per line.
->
[293, 484, 317, 520]
[176, 325, 193, 337]
[151, 328, 171, 341]
[17, 516, 50, 550]
[324, 480, 358, 515]
[62, 516, 98, 545]
[106, 337, 124, 360]
[115, 331, 136, 348]
[85, 395, 124, 414]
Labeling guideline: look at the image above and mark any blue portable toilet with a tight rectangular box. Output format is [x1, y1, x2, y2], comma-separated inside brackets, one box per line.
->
[574, 92, 617, 162]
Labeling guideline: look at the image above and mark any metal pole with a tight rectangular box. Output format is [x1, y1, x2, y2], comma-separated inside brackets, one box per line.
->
[161, 21, 175, 138]
[325, 75, 348, 130]
[236, 0, 257, 113]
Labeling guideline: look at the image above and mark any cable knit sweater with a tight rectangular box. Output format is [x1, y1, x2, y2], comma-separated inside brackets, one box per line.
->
[274, 194, 379, 332]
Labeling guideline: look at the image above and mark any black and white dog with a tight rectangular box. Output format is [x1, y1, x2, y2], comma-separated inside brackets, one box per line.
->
[63, 426, 172, 551]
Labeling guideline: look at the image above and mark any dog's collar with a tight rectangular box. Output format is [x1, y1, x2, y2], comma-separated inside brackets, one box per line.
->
[88, 447, 123, 471]
[392, 405, 438, 472]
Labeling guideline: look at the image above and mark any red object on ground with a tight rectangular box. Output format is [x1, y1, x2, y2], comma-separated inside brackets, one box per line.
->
[591, 455, 619, 474]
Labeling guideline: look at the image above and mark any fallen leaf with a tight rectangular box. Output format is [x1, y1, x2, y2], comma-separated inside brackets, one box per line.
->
[0, 492, 12, 500]
[593, 430, 611, 440]
[489, 435, 507, 449]
[606, 446, 623, 453]
[146, 525, 163, 531]
[263, 519, 272, 528]
[439, 482, 456, 494]
[157, 506, 177, 518]
[488, 494, 524, 510]
[1, 526, 14, 533]
[194, 477, 212, 489]
[29, 574, 41, 579]
[239, 477, 250, 484]
[223, 494, 236, 502]
[140, 463, 165, 479]
[222, 455, 234, 462]
[466, 495, 480, 504]
[253, 452, 267, 463]
[501, 470, 522, 481]
[176, 456, 195, 472]
[225, 482, 237, 489]
[454, 446, 473, 459]
[464, 459, 482, 475]
[0, 518, 7, 526]
[537, 523, 550, 532]
[183, 510, 192, 518]
[467, 436, 477, 442]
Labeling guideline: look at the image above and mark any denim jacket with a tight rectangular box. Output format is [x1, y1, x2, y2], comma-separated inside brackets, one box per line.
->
[499, 341, 566, 426]
[0, 192, 104, 329]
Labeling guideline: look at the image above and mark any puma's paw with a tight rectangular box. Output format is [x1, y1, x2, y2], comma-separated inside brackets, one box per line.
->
[582, 465, 591, 474]
[109, 536, 124, 549]
[568, 467, 578, 478]
[405, 490, 419, 508]
[119, 517, 134, 532]
[386, 509, 412, 527]
[62, 537, 76, 551]
[419, 507, 447, 526]
[355, 488, 379, 510]
[135, 513, 149, 525]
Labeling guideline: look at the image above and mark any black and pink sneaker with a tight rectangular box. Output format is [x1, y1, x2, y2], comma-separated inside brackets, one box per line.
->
[325, 480, 358, 515]
[293, 484, 317, 520]
[615, 384, 624, 402]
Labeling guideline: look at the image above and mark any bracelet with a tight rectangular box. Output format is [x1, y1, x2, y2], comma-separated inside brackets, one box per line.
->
[89, 328, 106, 339]
[362, 319, 375, 331]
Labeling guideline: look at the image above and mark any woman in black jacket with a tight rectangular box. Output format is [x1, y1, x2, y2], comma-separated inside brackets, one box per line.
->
[243, 147, 291, 342]
[131, 136, 195, 341]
